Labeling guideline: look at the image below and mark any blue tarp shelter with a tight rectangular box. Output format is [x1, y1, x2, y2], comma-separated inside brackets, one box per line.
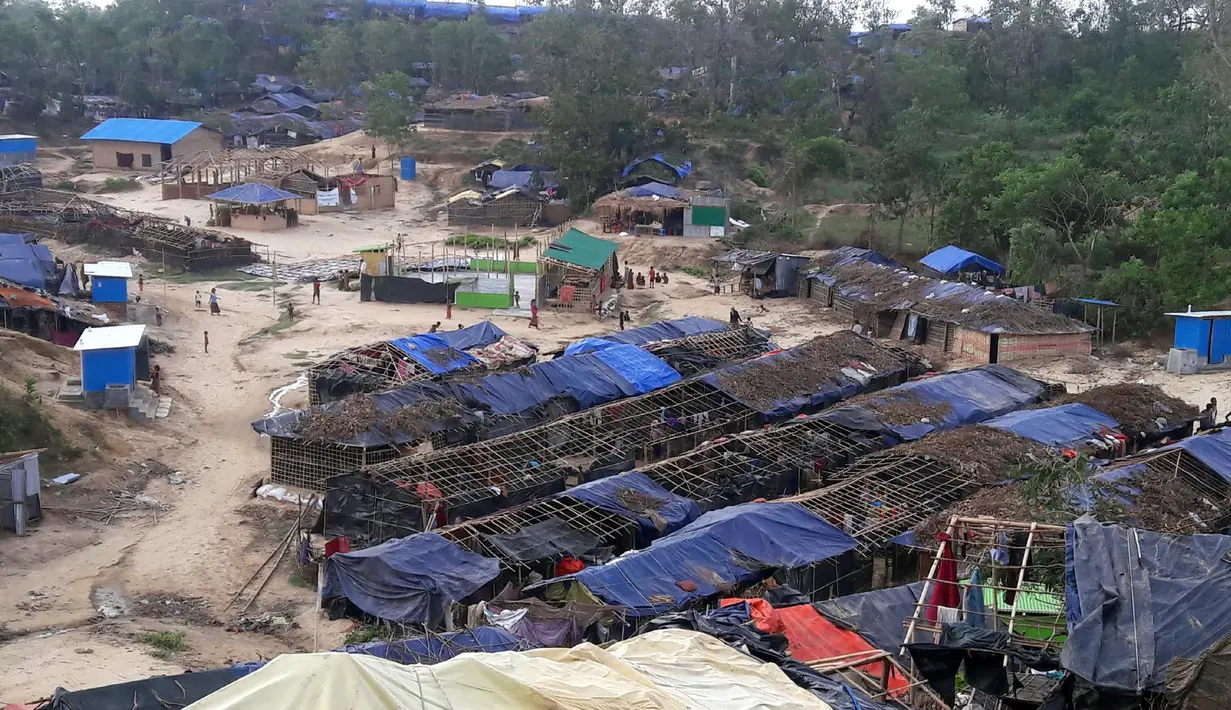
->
[919, 245, 1005, 277]
[813, 364, 1047, 441]
[322, 532, 499, 625]
[388, 333, 481, 375]
[0, 232, 34, 246]
[1062, 520, 1231, 694]
[626, 183, 686, 200]
[621, 153, 692, 183]
[341, 627, 526, 664]
[814, 582, 926, 655]
[563, 316, 727, 355]
[0, 241, 55, 289]
[253, 344, 680, 446]
[389, 321, 508, 356]
[984, 402, 1120, 448]
[489, 170, 559, 190]
[538, 503, 857, 617]
[1087, 429, 1231, 514]
[563, 471, 701, 545]
[207, 182, 301, 204]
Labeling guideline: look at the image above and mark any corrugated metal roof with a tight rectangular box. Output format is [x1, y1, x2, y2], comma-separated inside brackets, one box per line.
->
[0, 134, 36, 140]
[83, 261, 134, 278]
[74, 324, 147, 351]
[1167, 310, 1231, 319]
[80, 118, 203, 144]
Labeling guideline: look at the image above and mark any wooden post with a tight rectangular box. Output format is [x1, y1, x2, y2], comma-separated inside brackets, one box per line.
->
[1002, 522, 1038, 666]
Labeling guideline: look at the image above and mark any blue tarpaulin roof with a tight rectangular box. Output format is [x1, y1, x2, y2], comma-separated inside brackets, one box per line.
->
[388, 332, 480, 375]
[80, 118, 202, 143]
[814, 582, 926, 654]
[920, 245, 1005, 276]
[252, 345, 680, 445]
[811, 364, 1047, 441]
[1063, 520, 1231, 694]
[626, 183, 686, 200]
[207, 182, 302, 204]
[564, 317, 727, 355]
[563, 471, 701, 545]
[540, 502, 857, 617]
[341, 627, 526, 664]
[621, 153, 693, 180]
[489, 170, 559, 190]
[322, 532, 499, 625]
[0, 233, 33, 245]
[985, 403, 1120, 447]
[701, 332, 913, 420]
[0, 242, 55, 289]
[1075, 297, 1121, 307]
[392, 320, 508, 353]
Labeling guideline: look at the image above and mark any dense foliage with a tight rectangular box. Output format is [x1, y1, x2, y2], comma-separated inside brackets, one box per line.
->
[2, 0, 1229, 334]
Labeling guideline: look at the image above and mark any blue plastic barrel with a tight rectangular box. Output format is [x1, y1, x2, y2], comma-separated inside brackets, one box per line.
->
[400, 156, 416, 180]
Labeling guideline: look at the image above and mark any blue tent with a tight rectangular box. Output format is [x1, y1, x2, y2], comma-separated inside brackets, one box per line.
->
[563, 317, 727, 355]
[322, 532, 499, 625]
[919, 245, 1005, 276]
[537, 502, 857, 617]
[0, 241, 55, 289]
[252, 344, 680, 446]
[626, 183, 686, 200]
[814, 364, 1046, 441]
[489, 170, 559, 190]
[207, 182, 302, 204]
[984, 402, 1120, 448]
[621, 153, 692, 181]
[563, 470, 701, 545]
[1063, 520, 1231, 694]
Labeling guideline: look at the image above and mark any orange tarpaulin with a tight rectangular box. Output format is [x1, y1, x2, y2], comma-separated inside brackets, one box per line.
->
[721, 599, 910, 696]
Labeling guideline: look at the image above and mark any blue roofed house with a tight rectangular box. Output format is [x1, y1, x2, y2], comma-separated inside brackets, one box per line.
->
[81, 118, 224, 171]
[74, 324, 148, 410]
[919, 245, 1005, 282]
[83, 261, 133, 303]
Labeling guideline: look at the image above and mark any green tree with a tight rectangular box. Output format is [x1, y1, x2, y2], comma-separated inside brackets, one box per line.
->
[361, 71, 419, 145]
[297, 25, 361, 95]
[429, 16, 510, 93]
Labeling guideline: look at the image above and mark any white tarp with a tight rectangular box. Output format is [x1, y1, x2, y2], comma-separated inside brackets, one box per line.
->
[316, 188, 339, 207]
[186, 629, 832, 710]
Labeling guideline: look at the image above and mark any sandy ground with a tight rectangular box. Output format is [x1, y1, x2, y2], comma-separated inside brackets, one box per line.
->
[2, 134, 1229, 701]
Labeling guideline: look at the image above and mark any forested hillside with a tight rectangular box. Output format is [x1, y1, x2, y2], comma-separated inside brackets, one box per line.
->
[1, 0, 1228, 334]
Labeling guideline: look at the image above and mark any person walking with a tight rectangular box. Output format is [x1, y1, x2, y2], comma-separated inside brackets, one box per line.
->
[529, 299, 540, 329]
[150, 365, 162, 395]
[648, 266, 656, 288]
[209, 288, 221, 315]
[618, 310, 625, 330]
[312, 277, 321, 305]
[203, 331, 209, 354]
[514, 291, 521, 309]
[194, 290, 202, 309]
[138, 273, 144, 292]
[184, 215, 191, 227]
[154, 307, 163, 327]
[730, 307, 741, 326]
[446, 300, 452, 320]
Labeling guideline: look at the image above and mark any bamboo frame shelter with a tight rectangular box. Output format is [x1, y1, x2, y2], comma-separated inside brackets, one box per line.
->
[324, 331, 923, 545]
[804, 650, 949, 710]
[280, 326, 780, 495]
[160, 148, 320, 200]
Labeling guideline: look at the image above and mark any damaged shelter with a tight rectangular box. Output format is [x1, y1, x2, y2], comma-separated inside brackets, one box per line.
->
[537, 228, 619, 314]
[800, 246, 901, 303]
[159, 148, 318, 200]
[323, 330, 919, 545]
[307, 321, 537, 405]
[593, 183, 725, 237]
[527, 503, 860, 628]
[816, 259, 1092, 363]
[183, 630, 835, 710]
[446, 185, 551, 228]
[714, 248, 811, 298]
[422, 94, 538, 132]
[255, 343, 683, 491]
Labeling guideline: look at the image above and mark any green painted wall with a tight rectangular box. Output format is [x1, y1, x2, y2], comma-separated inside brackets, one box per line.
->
[454, 291, 513, 309]
[469, 259, 537, 274]
[691, 205, 727, 227]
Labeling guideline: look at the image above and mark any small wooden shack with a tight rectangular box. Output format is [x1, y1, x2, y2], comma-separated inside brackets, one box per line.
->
[537, 228, 619, 316]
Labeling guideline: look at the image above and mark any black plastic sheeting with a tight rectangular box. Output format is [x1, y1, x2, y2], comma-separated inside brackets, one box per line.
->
[1062, 520, 1231, 696]
[370, 274, 461, 304]
[813, 581, 925, 655]
[483, 518, 601, 561]
[48, 669, 241, 710]
[642, 603, 899, 710]
[907, 623, 1060, 706]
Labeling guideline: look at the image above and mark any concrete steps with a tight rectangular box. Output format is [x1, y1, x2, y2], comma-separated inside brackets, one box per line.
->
[56, 378, 84, 406]
[128, 384, 172, 424]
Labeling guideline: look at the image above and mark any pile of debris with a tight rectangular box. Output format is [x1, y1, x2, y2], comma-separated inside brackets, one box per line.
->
[852, 391, 953, 427]
[386, 398, 467, 439]
[886, 426, 1049, 484]
[135, 593, 219, 626]
[296, 394, 381, 442]
[1049, 383, 1198, 433]
[714, 331, 905, 410]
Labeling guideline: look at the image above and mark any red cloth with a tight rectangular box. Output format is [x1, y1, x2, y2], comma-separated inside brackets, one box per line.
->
[555, 557, 585, 576]
[325, 537, 351, 557]
[926, 532, 960, 622]
[720, 598, 784, 634]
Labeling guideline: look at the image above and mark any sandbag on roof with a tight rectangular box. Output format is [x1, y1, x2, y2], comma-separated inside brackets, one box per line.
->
[1062, 519, 1231, 695]
[538, 503, 857, 618]
[984, 402, 1120, 448]
[322, 532, 498, 625]
[186, 629, 829, 710]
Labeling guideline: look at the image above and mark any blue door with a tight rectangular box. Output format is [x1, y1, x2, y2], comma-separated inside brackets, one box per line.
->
[1212, 318, 1231, 364]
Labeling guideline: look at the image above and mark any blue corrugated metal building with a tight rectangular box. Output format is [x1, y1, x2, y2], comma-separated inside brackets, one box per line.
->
[0, 134, 37, 167]
[80, 118, 222, 170]
[74, 325, 147, 406]
[1169, 310, 1231, 365]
